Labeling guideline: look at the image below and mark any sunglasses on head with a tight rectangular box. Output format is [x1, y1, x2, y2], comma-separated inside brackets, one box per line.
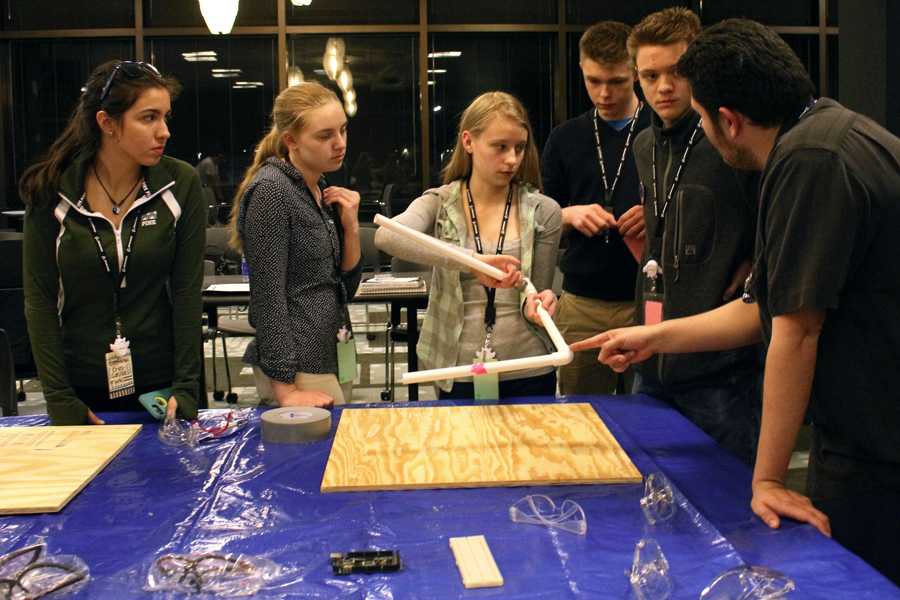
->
[99, 60, 162, 103]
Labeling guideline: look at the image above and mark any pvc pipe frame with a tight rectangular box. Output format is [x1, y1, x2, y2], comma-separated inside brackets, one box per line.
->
[373, 214, 574, 385]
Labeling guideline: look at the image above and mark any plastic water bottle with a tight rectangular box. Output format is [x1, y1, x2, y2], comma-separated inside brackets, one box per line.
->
[240, 256, 250, 282]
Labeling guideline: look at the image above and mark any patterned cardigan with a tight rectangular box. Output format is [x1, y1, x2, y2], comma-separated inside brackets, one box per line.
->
[375, 180, 562, 391]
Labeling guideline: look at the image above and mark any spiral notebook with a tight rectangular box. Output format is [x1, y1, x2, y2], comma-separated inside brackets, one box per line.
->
[356, 275, 426, 297]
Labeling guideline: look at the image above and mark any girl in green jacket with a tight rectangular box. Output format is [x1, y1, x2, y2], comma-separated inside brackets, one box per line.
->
[19, 60, 206, 425]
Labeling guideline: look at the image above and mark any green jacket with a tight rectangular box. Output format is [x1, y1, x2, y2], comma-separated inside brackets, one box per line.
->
[23, 153, 206, 424]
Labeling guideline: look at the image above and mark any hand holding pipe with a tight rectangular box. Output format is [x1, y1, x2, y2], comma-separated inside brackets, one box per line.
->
[373, 214, 573, 384]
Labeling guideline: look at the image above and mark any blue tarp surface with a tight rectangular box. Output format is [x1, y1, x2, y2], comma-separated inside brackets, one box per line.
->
[1, 395, 897, 598]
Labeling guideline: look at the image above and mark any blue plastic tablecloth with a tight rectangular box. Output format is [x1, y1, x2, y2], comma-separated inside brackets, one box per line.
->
[1, 395, 897, 598]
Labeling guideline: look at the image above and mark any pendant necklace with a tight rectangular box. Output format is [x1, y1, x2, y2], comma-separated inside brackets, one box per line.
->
[93, 164, 141, 215]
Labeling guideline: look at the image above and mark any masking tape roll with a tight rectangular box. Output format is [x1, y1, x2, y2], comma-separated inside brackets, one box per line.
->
[261, 407, 332, 444]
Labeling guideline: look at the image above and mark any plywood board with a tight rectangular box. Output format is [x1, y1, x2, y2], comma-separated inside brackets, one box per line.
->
[0, 425, 141, 515]
[322, 403, 641, 492]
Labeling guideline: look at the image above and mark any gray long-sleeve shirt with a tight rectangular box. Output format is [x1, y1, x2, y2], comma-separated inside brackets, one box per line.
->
[237, 157, 361, 383]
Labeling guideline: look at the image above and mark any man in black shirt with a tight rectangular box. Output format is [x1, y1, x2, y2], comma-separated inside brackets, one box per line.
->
[541, 21, 651, 395]
[573, 19, 900, 584]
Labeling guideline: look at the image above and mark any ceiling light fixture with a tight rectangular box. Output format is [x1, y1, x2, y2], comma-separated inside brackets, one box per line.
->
[198, 0, 239, 35]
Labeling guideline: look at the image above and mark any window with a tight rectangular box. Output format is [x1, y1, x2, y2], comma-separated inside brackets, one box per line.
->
[429, 0, 556, 24]
[428, 33, 555, 187]
[286, 0, 416, 26]
[146, 36, 278, 207]
[699, 0, 818, 26]
[781, 35, 820, 96]
[3, 38, 134, 204]
[289, 34, 420, 219]
[567, 0, 687, 26]
[144, 0, 276, 28]
[1, 0, 133, 30]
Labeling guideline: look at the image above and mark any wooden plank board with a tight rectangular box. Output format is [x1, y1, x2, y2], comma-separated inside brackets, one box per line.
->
[0, 425, 141, 515]
[321, 403, 641, 492]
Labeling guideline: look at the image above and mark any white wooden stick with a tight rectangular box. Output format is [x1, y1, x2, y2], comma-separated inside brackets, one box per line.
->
[374, 214, 573, 385]
[449, 535, 504, 589]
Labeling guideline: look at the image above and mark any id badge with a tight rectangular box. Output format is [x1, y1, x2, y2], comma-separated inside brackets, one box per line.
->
[337, 339, 357, 384]
[644, 292, 664, 326]
[105, 350, 135, 399]
[473, 372, 499, 402]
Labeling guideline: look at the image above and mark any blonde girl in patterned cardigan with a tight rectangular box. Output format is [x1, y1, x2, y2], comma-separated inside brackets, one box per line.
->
[376, 92, 562, 398]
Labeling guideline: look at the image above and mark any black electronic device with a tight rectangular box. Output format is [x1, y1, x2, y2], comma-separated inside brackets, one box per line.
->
[329, 550, 402, 575]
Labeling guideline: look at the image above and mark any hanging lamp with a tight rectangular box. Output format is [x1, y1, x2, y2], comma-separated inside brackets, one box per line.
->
[199, 0, 239, 35]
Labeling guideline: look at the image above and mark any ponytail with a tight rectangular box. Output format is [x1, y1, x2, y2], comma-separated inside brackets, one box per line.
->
[228, 127, 287, 251]
[228, 81, 340, 252]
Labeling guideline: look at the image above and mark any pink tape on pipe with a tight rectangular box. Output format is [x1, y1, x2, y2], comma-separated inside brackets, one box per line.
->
[471, 363, 488, 375]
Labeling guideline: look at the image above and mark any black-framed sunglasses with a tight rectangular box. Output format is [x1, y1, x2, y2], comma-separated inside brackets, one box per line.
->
[99, 60, 162, 103]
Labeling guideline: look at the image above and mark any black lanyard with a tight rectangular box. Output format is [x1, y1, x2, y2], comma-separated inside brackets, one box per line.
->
[465, 180, 514, 329]
[301, 174, 351, 314]
[593, 102, 643, 209]
[650, 120, 703, 223]
[84, 183, 148, 337]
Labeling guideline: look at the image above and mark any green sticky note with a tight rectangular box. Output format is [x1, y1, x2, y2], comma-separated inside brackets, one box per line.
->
[473, 372, 499, 402]
[337, 340, 357, 384]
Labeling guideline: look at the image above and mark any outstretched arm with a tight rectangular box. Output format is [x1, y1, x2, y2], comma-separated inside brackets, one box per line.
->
[569, 298, 762, 371]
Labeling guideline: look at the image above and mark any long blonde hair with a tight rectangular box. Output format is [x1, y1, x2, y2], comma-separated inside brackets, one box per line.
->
[229, 81, 340, 250]
[441, 91, 542, 190]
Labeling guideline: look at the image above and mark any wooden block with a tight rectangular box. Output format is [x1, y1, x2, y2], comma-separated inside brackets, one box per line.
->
[0, 425, 141, 515]
[449, 535, 503, 589]
[321, 403, 641, 492]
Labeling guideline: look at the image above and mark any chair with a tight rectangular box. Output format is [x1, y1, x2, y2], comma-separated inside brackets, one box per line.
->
[205, 226, 241, 275]
[381, 256, 428, 401]
[0, 237, 35, 403]
[212, 317, 256, 404]
[357, 224, 390, 340]
[0, 329, 17, 416]
[202, 258, 255, 404]
[380, 183, 396, 217]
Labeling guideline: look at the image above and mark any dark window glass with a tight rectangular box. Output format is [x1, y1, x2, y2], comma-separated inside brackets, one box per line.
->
[286, 0, 416, 25]
[428, 33, 555, 187]
[289, 34, 419, 220]
[567, 0, 687, 26]
[827, 0, 838, 26]
[146, 37, 277, 213]
[144, 0, 276, 28]
[1, 0, 133, 30]
[781, 34, 820, 96]
[429, 0, 556, 24]
[827, 35, 838, 99]
[700, 0, 818, 26]
[567, 32, 592, 119]
[4, 38, 134, 204]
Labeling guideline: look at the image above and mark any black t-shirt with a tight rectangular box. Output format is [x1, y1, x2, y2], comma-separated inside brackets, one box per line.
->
[752, 99, 900, 465]
[541, 107, 651, 301]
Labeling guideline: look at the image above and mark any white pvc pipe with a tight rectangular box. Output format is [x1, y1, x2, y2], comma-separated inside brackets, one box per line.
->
[373, 214, 573, 385]
[401, 351, 572, 384]
[374, 214, 506, 280]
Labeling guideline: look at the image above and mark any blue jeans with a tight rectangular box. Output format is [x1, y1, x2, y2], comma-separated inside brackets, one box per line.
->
[633, 370, 762, 465]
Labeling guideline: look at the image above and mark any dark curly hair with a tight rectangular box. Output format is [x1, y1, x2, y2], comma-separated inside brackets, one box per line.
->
[677, 19, 815, 127]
